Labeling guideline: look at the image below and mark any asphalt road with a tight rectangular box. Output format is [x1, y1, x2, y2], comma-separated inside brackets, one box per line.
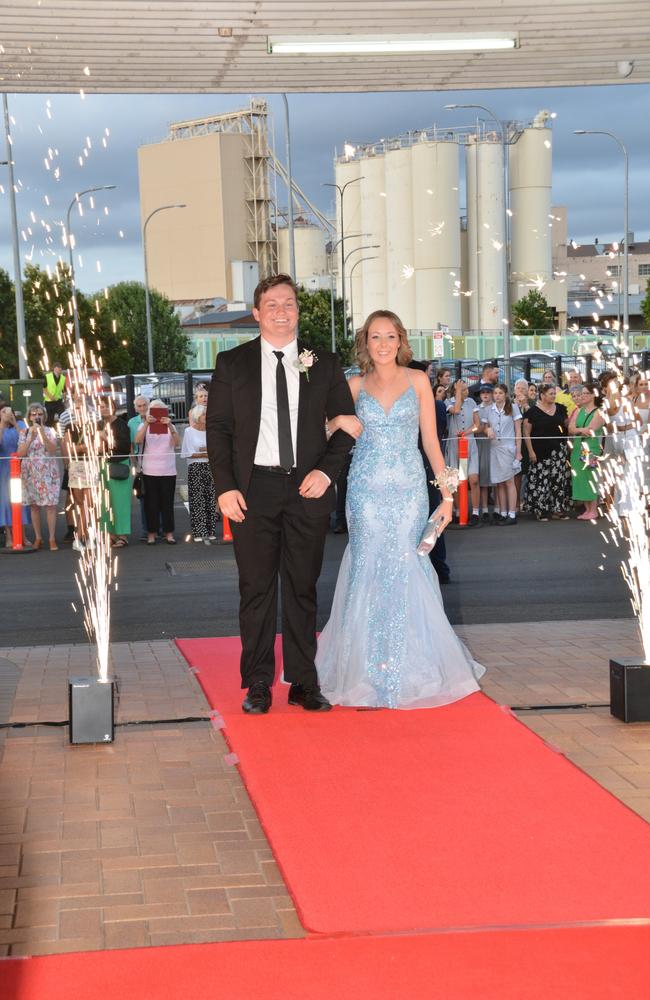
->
[0, 502, 634, 648]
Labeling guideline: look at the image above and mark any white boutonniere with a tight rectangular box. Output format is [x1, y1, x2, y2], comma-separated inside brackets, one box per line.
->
[294, 349, 318, 381]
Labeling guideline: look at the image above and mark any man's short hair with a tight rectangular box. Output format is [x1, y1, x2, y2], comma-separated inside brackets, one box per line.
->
[253, 273, 299, 309]
[52, 360, 63, 368]
[481, 362, 496, 374]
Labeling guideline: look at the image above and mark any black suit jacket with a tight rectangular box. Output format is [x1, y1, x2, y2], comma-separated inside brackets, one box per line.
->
[206, 337, 356, 514]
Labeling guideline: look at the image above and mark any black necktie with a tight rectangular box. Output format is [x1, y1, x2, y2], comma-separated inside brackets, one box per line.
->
[273, 351, 294, 472]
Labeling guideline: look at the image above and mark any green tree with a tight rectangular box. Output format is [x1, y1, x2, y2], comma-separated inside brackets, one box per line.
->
[92, 281, 191, 374]
[641, 278, 650, 328]
[296, 287, 355, 365]
[23, 262, 80, 372]
[511, 289, 555, 333]
[0, 268, 17, 376]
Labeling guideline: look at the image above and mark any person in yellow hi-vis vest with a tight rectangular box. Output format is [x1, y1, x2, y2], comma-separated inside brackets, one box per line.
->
[43, 361, 67, 427]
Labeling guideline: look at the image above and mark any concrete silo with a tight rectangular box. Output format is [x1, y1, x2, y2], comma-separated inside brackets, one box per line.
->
[358, 153, 387, 326]
[465, 138, 506, 332]
[411, 139, 461, 331]
[384, 146, 416, 330]
[278, 222, 328, 290]
[508, 121, 553, 305]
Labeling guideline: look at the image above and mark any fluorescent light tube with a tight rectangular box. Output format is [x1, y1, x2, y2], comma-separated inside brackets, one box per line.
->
[267, 34, 518, 55]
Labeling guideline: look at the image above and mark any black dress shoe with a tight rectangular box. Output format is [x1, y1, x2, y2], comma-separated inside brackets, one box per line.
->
[242, 682, 272, 715]
[333, 522, 347, 534]
[288, 683, 332, 712]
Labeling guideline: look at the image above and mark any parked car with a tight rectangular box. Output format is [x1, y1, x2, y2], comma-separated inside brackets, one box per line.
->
[152, 371, 213, 420]
[110, 374, 158, 400]
[428, 358, 483, 384]
[497, 351, 572, 383]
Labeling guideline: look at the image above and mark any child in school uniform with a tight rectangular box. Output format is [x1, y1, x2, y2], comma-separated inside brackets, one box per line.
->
[480, 383, 523, 525]
[475, 383, 495, 523]
[445, 379, 481, 525]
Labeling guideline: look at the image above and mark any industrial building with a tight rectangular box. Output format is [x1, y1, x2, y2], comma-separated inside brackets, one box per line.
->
[138, 100, 278, 303]
[552, 209, 650, 330]
[333, 110, 568, 337]
[139, 101, 646, 347]
[138, 100, 331, 307]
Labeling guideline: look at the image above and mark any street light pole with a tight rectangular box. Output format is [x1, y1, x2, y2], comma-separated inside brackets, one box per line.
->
[349, 255, 378, 337]
[445, 102, 510, 383]
[574, 130, 629, 358]
[326, 233, 367, 353]
[2, 94, 28, 379]
[143, 203, 186, 373]
[323, 176, 363, 338]
[281, 94, 296, 282]
[343, 243, 381, 333]
[329, 267, 337, 353]
[65, 184, 116, 348]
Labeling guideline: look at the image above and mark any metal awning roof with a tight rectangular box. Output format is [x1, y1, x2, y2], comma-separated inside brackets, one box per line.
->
[1, 0, 649, 94]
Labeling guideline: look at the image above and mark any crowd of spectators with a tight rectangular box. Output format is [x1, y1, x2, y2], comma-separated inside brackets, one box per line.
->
[0, 361, 648, 551]
[0, 383, 220, 551]
[429, 362, 649, 526]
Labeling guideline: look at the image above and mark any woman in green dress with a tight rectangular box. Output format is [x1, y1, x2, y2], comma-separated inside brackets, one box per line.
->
[99, 397, 132, 546]
[568, 383, 606, 521]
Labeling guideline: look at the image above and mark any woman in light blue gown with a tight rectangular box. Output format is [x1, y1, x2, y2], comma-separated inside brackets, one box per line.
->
[316, 310, 485, 709]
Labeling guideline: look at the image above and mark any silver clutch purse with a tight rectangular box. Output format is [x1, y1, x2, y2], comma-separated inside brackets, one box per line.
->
[417, 512, 446, 556]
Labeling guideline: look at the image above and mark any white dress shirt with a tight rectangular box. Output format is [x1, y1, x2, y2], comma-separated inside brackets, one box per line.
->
[254, 336, 300, 467]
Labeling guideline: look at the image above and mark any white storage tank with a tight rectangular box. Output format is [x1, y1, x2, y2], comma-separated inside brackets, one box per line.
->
[384, 146, 416, 329]
[358, 153, 387, 327]
[508, 123, 553, 305]
[411, 139, 461, 331]
[278, 223, 329, 289]
[465, 138, 506, 332]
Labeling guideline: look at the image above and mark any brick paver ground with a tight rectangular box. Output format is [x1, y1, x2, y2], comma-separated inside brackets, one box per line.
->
[0, 620, 649, 956]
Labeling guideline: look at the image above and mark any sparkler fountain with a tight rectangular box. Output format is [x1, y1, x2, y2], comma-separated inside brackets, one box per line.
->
[597, 376, 650, 721]
[62, 337, 119, 742]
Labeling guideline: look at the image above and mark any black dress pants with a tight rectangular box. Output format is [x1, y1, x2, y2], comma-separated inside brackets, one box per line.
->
[143, 475, 176, 534]
[232, 468, 330, 690]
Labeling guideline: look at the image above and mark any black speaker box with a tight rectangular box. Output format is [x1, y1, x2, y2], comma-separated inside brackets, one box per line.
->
[610, 659, 650, 723]
[69, 676, 115, 744]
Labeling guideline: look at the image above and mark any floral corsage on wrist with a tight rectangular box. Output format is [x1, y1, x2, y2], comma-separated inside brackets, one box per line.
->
[433, 466, 460, 494]
[294, 349, 317, 381]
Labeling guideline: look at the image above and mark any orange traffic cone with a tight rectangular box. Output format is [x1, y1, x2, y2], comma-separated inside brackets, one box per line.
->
[457, 434, 469, 526]
[221, 515, 233, 543]
[0, 453, 36, 556]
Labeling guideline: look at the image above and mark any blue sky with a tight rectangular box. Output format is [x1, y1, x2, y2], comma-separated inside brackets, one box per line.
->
[1, 83, 648, 292]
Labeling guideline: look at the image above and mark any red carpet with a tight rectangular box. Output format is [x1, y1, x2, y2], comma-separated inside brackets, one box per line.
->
[3, 925, 650, 1000]
[176, 637, 650, 936]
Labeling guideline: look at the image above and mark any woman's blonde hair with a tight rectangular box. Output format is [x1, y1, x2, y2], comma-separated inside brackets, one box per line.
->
[189, 404, 206, 425]
[355, 310, 413, 373]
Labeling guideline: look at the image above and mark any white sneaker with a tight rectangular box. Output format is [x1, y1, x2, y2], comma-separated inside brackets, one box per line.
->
[193, 536, 203, 543]
[72, 539, 85, 552]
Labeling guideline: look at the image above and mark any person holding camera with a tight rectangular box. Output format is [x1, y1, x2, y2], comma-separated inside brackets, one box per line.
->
[16, 403, 61, 550]
[134, 397, 180, 545]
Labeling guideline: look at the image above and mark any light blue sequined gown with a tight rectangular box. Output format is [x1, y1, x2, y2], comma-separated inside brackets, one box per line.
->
[316, 384, 485, 709]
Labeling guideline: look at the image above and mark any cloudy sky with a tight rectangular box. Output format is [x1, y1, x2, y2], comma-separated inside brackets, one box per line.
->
[1, 82, 649, 292]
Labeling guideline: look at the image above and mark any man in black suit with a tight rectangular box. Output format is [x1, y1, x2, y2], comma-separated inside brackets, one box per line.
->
[206, 274, 357, 714]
